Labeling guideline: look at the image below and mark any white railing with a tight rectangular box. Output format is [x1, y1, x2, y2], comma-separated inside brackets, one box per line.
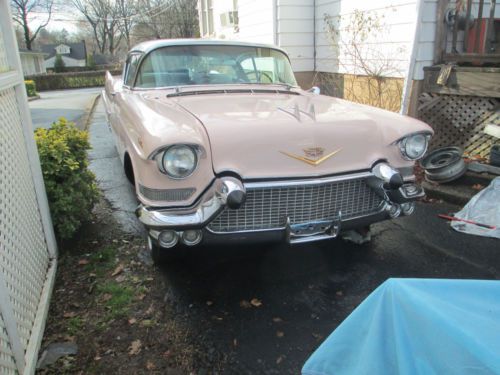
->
[0, 0, 57, 374]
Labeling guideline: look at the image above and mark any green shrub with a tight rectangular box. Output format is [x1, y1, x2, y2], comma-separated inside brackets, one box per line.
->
[35, 118, 99, 239]
[25, 80, 37, 97]
[54, 54, 66, 73]
[86, 54, 96, 70]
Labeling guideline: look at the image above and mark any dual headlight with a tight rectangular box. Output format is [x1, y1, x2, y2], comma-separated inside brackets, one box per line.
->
[156, 145, 198, 179]
[398, 133, 431, 160]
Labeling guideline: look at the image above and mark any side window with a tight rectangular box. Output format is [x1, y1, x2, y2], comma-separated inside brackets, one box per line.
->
[124, 53, 141, 87]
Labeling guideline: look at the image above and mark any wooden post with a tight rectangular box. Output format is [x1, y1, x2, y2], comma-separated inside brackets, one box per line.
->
[434, 0, 450, 64]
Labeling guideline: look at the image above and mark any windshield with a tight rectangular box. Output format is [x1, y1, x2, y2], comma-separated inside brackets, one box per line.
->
[134, 45, 297, 88]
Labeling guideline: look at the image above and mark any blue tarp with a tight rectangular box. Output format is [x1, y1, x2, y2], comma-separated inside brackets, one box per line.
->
[302, 279, 500, 375]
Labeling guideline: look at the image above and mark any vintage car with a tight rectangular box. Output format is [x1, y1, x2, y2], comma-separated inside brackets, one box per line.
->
[103, 39, 433, 262]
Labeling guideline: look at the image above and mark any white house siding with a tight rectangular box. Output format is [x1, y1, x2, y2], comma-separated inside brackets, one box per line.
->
[202, 0, 275, 44]
[414, 0, 438, 80]
[20, 54, 46, 76]
[277, 0, 315, 72]
[315, 0, 421, 78]
[237, 0, 275, 44]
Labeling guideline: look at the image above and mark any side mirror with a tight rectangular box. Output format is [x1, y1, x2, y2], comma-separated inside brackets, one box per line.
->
[308, 86, 320, 95]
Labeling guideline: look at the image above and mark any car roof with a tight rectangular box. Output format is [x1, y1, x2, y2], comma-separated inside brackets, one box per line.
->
[129, 38, 288, 55]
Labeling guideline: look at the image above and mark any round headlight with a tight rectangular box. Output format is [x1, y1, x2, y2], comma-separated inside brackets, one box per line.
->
[401, 134, 429, 160]
[162, 145, 198, 179]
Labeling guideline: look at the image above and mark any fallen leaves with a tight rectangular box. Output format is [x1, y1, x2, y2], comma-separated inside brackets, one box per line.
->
[128, 340, 142, 355]
[78, 259, 89, 266]
[239, 298, 263, 308]
[239, 300, 252, 309]
[128, 318, 137, 325]
[111, 264, 124, 277]
[63, 311, 77, 318]
[250, 298, 263, 307]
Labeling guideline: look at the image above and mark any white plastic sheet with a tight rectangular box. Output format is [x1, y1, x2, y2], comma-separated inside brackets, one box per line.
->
[302, 279, 500, 375]
[451, 176, 500, 239]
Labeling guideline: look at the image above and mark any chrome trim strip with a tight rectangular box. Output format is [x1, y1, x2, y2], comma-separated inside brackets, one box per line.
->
[244, 171, 372, 189]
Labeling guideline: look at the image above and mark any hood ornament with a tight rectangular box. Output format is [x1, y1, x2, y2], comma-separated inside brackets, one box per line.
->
[280, 148, 342, 166]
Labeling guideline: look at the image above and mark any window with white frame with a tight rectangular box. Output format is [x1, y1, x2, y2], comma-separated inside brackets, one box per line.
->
[55, 44, 70, 55]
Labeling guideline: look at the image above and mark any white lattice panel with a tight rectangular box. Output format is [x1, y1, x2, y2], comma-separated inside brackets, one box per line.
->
[0, 313, 17, 374]
[0, 87, 49, 351]
[0, 28, 9, 72]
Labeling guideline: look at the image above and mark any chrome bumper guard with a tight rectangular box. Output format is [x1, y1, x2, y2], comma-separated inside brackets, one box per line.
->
[136, 177, 244, 230]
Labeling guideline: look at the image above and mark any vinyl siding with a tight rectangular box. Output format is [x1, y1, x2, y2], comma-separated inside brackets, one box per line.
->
[277, 0, 315, 71]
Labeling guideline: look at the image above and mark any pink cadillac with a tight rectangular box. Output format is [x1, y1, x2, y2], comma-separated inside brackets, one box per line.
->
[103, 39, 433, 263]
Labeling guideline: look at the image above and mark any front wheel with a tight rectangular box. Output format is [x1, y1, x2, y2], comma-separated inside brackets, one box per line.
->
[148, 236, 183, 264]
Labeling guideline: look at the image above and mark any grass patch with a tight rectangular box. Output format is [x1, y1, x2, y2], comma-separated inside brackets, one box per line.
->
[86, 245, 117, 276]
[98, 281, 135, 321]
[67, 316, 84, 336]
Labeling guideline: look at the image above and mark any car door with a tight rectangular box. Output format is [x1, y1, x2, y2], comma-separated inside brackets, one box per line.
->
[110, 52, 142, 160]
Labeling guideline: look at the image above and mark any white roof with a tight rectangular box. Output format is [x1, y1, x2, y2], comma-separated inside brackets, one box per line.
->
[129, 38, 287, 55]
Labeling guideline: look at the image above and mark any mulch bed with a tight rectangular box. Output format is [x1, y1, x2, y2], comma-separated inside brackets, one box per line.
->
[37, 198, 223, 374]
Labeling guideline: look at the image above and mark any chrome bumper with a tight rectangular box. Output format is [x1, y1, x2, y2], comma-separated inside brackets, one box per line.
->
[136, 166, 424, 246]
[136, 176, 244, 230]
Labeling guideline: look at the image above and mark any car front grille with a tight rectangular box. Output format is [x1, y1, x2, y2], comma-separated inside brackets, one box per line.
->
[207, 177, 384, 233]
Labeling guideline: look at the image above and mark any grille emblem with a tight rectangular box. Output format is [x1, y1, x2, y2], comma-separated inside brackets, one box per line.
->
[303, 147, 324, 158]
[280, 148, 342, 166]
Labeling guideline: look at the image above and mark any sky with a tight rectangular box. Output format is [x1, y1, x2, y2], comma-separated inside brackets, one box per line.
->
[26, 8, 82, 34]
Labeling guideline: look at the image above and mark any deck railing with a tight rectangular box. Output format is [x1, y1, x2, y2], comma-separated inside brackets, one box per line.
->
[435, 0, 500, 64]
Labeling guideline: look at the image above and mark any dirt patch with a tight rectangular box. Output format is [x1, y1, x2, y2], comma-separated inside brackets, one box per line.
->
[37, 198, 225, 374]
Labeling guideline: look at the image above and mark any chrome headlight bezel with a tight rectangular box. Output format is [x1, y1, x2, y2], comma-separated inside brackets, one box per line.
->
[398, 132, 431, 161]
[155, 144, 199, 179]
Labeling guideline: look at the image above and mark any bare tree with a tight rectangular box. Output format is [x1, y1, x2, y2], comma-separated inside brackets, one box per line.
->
[73, 0, 123, 55]
[11, 0, 54, 50]
[116, 0, 138, 50]
[318, 9, 406, 112]
[134, 0, 199, 41]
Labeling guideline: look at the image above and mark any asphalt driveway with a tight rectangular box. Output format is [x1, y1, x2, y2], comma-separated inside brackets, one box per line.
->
[29, 87, 101, 129]
[84, 97, 499, 373]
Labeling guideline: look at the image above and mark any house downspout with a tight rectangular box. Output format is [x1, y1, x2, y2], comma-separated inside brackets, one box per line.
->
[273, 0, 278, 45]
[400, 0, 424, 115]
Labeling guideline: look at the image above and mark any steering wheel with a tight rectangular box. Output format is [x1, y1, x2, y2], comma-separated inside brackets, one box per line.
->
[245, 70, 274, 83]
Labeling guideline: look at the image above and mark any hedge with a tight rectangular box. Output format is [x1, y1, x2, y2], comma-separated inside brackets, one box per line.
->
[26, 70, 122, 91]
[46, 64, 121, 73]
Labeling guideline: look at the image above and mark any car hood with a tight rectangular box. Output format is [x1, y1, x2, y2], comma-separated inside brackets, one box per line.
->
[163, 91, 431, 179]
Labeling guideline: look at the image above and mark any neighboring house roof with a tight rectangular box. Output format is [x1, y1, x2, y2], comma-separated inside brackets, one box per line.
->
[40, 41, 87, 61]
